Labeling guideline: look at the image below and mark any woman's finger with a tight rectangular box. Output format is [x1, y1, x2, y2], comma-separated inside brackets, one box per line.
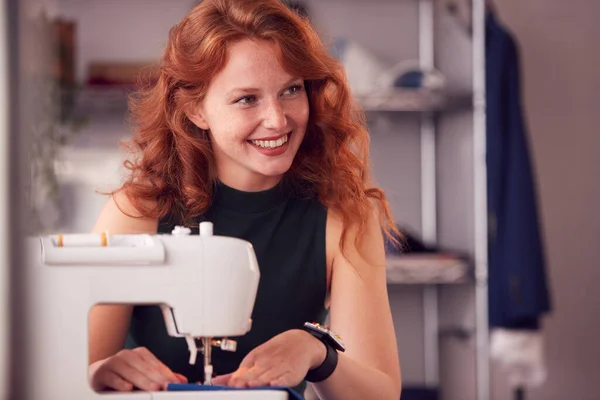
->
[111, 353, 162, 391]
[229, 365, 262, 388]
[212, 372, 233, 386]
[247, 367, 281, 388]
[269, 371, 295, 387]
[97, 369, 134, 392]
[174, 373, 188, 384]
[238, 350, 258, 369]
[133, 347, 180, 385]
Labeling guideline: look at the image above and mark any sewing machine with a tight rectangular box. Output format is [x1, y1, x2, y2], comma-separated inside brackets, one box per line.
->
[23, 222, 288, 400]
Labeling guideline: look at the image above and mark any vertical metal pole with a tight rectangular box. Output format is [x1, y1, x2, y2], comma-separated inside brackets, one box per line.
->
[7, 0, 32, 398]
[0, 0, 10, 398]
[472, 0, 490, 399]
[419, 0, 439, 389]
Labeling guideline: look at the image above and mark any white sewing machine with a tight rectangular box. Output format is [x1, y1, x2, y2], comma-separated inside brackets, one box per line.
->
[23, 222, 288, 400]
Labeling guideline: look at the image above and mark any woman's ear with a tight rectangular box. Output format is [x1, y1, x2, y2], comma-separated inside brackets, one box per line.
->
[186, 106, 210, 130]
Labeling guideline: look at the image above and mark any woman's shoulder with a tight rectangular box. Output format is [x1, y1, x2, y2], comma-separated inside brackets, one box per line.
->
[92, 189, 159, 234]
[325, 201, 385, 265]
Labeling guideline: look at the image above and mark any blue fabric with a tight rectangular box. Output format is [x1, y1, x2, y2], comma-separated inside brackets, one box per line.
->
[394, 71, 425, 88]
[167, 383, 304, 400]
[486, 12, 552, 329]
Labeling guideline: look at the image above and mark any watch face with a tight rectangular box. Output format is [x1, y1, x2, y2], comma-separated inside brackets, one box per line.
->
[304, 322, 346, 352]
[328, 333, 346, 352]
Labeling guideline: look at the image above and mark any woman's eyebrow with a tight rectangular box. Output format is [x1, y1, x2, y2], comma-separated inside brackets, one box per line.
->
[226, 78, 302, 97]
[226, 87, 259, 97]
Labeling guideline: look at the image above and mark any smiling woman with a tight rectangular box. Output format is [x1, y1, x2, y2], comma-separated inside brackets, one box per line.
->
[185, 39, 309, 190]
[88, 1, 402, 399]
[120, 0, 397, 235]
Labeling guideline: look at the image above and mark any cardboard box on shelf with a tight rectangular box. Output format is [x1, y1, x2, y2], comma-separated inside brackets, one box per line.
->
[87, 62, 160, 86]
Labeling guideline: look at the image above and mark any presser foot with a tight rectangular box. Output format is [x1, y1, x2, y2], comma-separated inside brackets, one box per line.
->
[197, 337, 238, 385]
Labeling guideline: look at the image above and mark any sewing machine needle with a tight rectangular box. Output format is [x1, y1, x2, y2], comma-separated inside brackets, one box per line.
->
[202, 337, 213, 385]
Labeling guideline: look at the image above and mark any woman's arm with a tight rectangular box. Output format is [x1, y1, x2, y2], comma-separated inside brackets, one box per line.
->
[88, 190, 159, 365]
[312, 205, 401, 400]
[88, 191, 188, 391]
[210, 202, 401, 398]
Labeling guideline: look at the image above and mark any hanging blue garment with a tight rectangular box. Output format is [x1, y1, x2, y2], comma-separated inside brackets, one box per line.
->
[486, 12, 552, 330]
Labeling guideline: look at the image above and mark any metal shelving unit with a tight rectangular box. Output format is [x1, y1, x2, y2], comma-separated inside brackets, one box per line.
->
[366, 0, 489, 399]
[472, 0, 490, 398]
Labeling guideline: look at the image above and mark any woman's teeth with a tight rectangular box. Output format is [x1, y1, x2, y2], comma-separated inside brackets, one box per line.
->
[250, 134, 289, 149]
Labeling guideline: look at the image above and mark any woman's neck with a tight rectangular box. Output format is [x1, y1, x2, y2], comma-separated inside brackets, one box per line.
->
[217, 170, 283, 192]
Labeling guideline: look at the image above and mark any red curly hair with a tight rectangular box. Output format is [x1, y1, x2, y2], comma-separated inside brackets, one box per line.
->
[120, 0, 399, 251]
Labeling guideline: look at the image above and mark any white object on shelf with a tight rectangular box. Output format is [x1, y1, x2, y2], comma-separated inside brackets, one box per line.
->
[375, 59, 447, 92]
[330, 38, 391, 97]
[386, 254, 470, 284]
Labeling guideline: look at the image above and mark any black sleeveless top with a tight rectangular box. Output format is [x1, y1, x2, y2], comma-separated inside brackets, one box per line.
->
[126, 180, 329, 395]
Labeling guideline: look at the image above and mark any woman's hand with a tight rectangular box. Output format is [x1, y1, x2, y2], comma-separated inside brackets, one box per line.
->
[212, 329, 326, 388]
[89, 346, 188, 392]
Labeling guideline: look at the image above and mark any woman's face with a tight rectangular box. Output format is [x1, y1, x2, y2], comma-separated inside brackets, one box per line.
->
[189, 38, 309, 191]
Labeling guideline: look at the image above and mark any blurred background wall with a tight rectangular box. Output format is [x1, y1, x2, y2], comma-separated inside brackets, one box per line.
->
[4, 0, 598, 399]
[492, 1, 600, 399]
[45, 0, 600, 398]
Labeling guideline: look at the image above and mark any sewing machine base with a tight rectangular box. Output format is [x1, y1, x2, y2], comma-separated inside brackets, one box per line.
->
[153, 390, 288, 399]
[94, 390, 289, 400]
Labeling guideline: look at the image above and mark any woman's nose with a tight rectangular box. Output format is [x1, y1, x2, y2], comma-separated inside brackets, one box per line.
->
[261, 100, 287, 131]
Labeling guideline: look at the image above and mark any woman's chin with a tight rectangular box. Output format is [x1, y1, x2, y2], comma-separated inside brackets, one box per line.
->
[255, 168, 290, 178]
[253, 162, 293, 179]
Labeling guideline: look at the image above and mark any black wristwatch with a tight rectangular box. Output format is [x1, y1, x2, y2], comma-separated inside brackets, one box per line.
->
[302, 322, 346, 383]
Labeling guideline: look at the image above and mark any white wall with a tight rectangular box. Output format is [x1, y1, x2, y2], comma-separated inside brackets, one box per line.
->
[489, 1, 600, 399]
[58, 0, 196, 82]
[54, 0, 198, 232]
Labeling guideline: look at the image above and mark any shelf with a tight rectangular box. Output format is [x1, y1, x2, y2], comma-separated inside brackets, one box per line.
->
[386, 254, 471, 284]
[61, 85, 472, 119]
[61, 85, 135, 120]
[356, 89, 472, 113]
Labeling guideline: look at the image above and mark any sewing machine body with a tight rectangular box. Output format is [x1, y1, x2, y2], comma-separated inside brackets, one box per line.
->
[23, 227, 287, 399]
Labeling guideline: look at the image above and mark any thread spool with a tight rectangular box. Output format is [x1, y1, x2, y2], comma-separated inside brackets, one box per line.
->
[56, 232, 109, 247]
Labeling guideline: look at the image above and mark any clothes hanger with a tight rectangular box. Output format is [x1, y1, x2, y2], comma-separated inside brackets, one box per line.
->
[444, 0, 496, 36]
[444, 0, 473, 35]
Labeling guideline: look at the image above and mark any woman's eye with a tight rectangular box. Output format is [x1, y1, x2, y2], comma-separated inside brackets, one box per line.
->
[284, 84, 304, 96]
[235, 95, 257, 105]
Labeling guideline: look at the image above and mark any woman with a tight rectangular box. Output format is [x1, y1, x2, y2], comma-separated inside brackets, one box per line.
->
[88, 0, 401, 399]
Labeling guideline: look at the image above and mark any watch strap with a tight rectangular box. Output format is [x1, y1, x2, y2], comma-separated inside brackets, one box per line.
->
[304, 340, 338, 383]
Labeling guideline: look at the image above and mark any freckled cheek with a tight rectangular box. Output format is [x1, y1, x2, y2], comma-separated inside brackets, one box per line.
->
[211, 112, 258, 145]
[288, 101, 310, 134]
